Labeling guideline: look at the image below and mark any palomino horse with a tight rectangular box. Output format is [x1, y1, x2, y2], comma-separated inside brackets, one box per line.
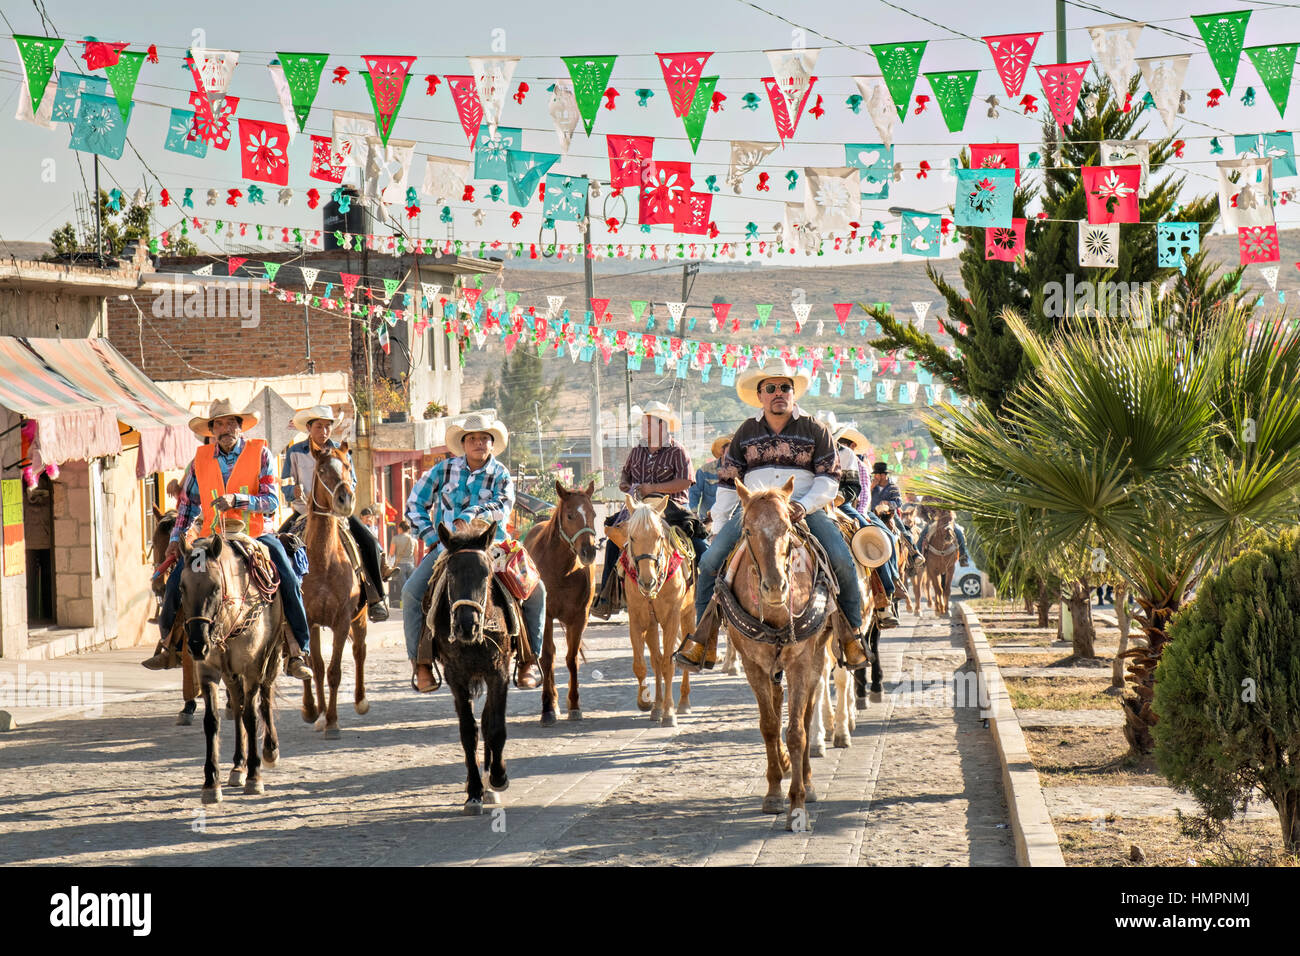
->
[299, 443, 369, 739]
[429, 521, 514, 814]
[922, 510, 960, 617]
[727, 478, 854, 830]
[622, 496, 693, 726]
[524, 480, 598, 725]
[179, 531, 285, 804]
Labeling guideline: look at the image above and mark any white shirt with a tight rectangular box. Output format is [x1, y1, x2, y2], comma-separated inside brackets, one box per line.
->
[710, 405, 838, 525]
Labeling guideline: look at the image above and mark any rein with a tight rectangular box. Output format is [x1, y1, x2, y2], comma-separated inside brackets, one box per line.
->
[310, 456, 351, 519]
[183, 546, 269, 651]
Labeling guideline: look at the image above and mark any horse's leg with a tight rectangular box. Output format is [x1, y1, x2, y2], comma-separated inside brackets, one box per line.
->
[785, 668, 810, 830]
[658, 590, 681, 728]
[800, 657, 819, 806]
[564, 618, 583, 720]
[323, 624, 346, 739]
[242, 683, 265, 795]
[539, 615, 558, 725]
[227, 680, 247, 788]
[870, 621, 883, 695]
[809, 653, 828, 757]
[450, 683, 484, 812]
[628, 595, 660, 718]
[200, 679, 222, 804]
[741, 655, 785, 814]
[260, 677, 278, 768]
[834, 653, 853, 747]
[628, 610, 651, 713]
[484, 673, 509, 792]
[352, 616, 369, 715]
[305, 622, 323, 725]
[677, 597, 692, 714]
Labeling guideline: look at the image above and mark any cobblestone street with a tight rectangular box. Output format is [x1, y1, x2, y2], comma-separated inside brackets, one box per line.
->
[0, 606, 1014, 866]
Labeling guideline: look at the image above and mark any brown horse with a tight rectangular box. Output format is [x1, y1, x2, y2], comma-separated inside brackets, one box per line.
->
[298, 443, 369, 739]
[524, 480, 598, 725]
[727, 478, 857, 830]
[148, 507, 204, 723]
[922, 510, 960, 617]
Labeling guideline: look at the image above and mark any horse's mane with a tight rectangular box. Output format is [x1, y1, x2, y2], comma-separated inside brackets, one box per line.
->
[446, 524, 493, 552]
[627, 501, 668, 537]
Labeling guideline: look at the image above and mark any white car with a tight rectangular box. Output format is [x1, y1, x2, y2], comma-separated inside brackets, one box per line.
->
[950, 554, 988, 599]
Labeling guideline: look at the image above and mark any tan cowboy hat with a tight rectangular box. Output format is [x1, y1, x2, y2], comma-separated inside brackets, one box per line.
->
[833, 423, 869, 452]
[851, 525, 892, 569]
[446, 413, 509, 456]
[640, 400, 680, 431]
[291, 404, 336, 434]
[189, 398, 260, 439]
[735, 365, 811, 408]
[710, 435, 731, 459]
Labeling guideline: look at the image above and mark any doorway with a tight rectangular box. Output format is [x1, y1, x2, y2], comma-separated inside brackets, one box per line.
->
[24, 473, 54, 623]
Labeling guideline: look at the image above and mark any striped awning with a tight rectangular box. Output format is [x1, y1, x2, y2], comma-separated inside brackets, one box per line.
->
[0, 337, 198, 477]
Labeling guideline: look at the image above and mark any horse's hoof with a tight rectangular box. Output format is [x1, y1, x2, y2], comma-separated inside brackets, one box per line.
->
[227, 769, 245, 788]
[202, 786, 222, 805]
[354, 698, 370, 716]
[833, 733, 851, 749]
[175, 710, 194, 727]
[650, 707, 662, 721]
[805, 785, 819, 804]
[301, 708, 315, 724]
[483, 790, 502, 805]
[244, 779, 265, 796]
[323, 725, 341, 740]
[567, 709, 583, 721]
[463, 799, 484, 816]
[637, 692, 653, 712]
[856, 695, 868, 710]
[871, 680, 883, 694]
[489, 772, 509, 791]
[761, 796, 784, 814]
[679, 702, 692, 715]
[540, 711, 557, 727]
[262, 750, 278, 769]
[661, 714, 677, 728]
[313, 714, 327, 732]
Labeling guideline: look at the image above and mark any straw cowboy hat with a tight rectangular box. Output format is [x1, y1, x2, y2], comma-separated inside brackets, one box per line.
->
[735, 365, 811, 408]
[851, 524, 893, 569]
[446, 413, 509, 456]
[640, 400, 680, 431]
[833, 423, 869, 451]
[291, 404, 337, 434]
[710, 435, 732, 460]
[188, 398, 260, 439]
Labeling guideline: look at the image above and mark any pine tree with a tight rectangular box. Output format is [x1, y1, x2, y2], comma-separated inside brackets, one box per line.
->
[48, 189, 198, 259]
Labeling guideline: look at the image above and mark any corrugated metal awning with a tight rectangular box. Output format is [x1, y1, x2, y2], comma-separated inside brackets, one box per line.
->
[0, 337, 198, 477]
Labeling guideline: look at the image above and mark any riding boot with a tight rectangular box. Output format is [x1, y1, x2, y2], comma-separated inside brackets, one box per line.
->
[141, 634, 181, 671]
[283, 633, 313, 681]
[675, 601, 720, 672]
[877, 599, 900, 629]
[364, 576, 390, 622]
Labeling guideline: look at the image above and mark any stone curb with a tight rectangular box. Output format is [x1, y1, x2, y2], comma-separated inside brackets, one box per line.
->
[958, 602, 1067, 867]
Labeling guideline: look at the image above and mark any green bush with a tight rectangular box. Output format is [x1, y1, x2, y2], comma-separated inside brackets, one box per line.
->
[1155, 528, 1300, 852]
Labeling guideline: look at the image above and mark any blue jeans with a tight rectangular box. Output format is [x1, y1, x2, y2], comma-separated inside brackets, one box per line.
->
[695, 509, 863, 632]
[866, 513, 897, 596]
[159, 535, 311, 654]
[402, 548, 546, 662]
[839, 502, 868, 527]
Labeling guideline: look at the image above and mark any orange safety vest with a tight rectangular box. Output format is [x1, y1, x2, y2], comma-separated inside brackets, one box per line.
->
[193, 439, 268, 537]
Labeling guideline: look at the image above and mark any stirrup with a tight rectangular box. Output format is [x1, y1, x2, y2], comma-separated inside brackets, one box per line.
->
[673, 637, 708, 673]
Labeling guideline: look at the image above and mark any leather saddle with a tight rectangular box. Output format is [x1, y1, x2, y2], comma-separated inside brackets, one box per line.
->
[416, 557, 527, 666]
[714, 526, 832, 646]
[281, 513, 368, 587]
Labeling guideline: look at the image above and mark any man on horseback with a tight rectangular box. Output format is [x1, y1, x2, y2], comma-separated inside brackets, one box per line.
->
[282, 405, 389, 622]
[688, 436, 730, 534]
[142, 399, 313, 680]
[401, 414, 546, 693]
[674, 368, 870, 670]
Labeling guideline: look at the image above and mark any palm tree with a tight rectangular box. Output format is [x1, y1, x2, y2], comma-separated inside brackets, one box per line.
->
[915, 303, 1300, 752]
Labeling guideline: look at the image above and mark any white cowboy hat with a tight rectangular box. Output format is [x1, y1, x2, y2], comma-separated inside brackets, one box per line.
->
[851, 524, 892, 569]
[640, 400, 680, 431]
[833, 423, 870, 452]
[291, 404, 337, 434]
[735, 365, 811, 408]
[446, 413, 509, 456]
[188, 398, 260, 439]
[710, 435, 732, 460]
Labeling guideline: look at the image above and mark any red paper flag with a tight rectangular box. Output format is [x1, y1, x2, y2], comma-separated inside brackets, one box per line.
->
[832, 303, 853, 325]
[228, 256, 247, 276]
[462, 288, 482, 309]
[1035, 62, 1090, 129]
[983, 32, 1042, 98]
[188, 91, 239, 150]
[445, 75, 482, 146]
[712, 302, 731, 327]
[657, 51, 713, 118]
[590, 298, 610, 322]
[238, 118, 291, 186]
[673, 191, 712, 235]
[1083, 165, 1140, 224]
[639, 161, 694, 225]
[309, 134, 346, 184]
[985, 218, 1027, 261]
[761, 75, 817, 143]
[969, 143, 1021, 185]
[1239, 225, 1280, 264]
[340, 273, 361, 298]
[607, 134, 655, 188]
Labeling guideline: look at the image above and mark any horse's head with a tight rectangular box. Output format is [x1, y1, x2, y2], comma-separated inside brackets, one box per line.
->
[178, 534, 232, 661]
[555, 478, 598, 566]
[312, 442, 356, 518]
[436, 520, 496, 643]
[624, 495, 672, 600]
[736, 477, 797, 608]
[150, 507, 177, 599]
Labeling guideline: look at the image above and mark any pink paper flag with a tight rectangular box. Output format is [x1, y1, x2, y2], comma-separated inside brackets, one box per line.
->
[984, 32, 1042, 98]
[761, 75, 817, 143]
[1083, 165, 1140, 224]
[658, 51, 713, 117]
[1035, 61, 1090, 128]
[445, 75, 483, 146]
[969, 142, 1021, 185]
[607, 134, 655, 188]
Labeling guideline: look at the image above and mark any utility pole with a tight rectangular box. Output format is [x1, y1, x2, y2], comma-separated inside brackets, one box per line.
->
[1056, 0, 1066, 62]
[584, 216, 602, 484]
[93, 156, 103, 268]
[677, 262, 698, 438]
[534, 401, 546, 471]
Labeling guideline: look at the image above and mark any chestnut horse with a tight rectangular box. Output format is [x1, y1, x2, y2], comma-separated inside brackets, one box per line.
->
[922, 510, 960, 617]
[299, 443, 369, 739]
[524, 480, 598, 725]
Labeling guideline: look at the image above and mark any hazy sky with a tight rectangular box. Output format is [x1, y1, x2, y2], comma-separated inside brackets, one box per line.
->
[0, 0, 1294, 264]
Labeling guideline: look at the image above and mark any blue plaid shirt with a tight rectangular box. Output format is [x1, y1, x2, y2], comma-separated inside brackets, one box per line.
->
[406, 454, 514, 555]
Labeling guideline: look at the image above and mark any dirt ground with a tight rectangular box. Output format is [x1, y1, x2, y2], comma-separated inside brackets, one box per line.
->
[1056, 815, 1294, 867]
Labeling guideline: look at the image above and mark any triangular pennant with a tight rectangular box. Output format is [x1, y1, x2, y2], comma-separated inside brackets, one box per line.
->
[276, 52, 328, 132]
[102, 49, 144, 119]
[1136, 54, 1191, 132]
[301, 266, 319, 290]
[983, 32, 1041, 98]
[562, 55, 617, 136]
[761, 75, 817, 143]
[468, 56, 519, 137]
[360, 55, 417, 146]
[227, 257, 247, 276]
[666, 301, 686, 323]
[1193, 11, 1252, 95]
[590, 298, 610, 322]
[548, 78, 580, 154]
[1035, 61, 1090, 128]
[1245, 44, 1298, 118]
[267, 63, 299, 145]
[263, 262, 282, 282]
[853, 76, 897, 148]
[659, 51, 713, 117]
[547, 295, 566, 315]
[193, 264, 214, 276]
[1087, 22, 1144, 102]
[420, 282, 442, 304]
[382, 277, 402, 302]
[1260, 264, 1280, 290]
[833, 303, 853, 324]
[870, 41, 927, 121]
[763, 48, 819, 142]
[792, 302, 812, 329]
[13, 35, 64, 115]
[445, 75, 483, 146]
[912, 301, 931, 327]
[712, 302, 731, 327]
[630, 301, 649, 323]
[16, 71, 57, 128]
[756, 303, 773, 325]
[925, 70, 978, 133]
[682, 75, 718, 153]
[340, 273, 361, 298]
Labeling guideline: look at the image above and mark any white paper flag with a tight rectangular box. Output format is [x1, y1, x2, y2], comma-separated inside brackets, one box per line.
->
[547, 78, 580, 154]
[727, 140, 780, 193]
[421, 155, 471, 203]
[1088, 22, 1145, 102]
[803, 167, 861, 234]
[420, 282, 442, 304]
[15, 71, 57, 128]
[363, 136, 416, 206]
[468, 56, 519, 138]
[853, 76, 897, 149]
[1137, 54, 1191, 132]
[333, 110, 377, 169]
[267, 63, 298, 144]
[766, 48, 820, 121]
[912, 301, 931, 328]
[300, 266, 319, 290]
[666, 301, 686, 323]
[547, 295, 565, 316]
[792, 302, 813, 325]
[193, 264, 214, 276]
[190, 49, 239, 98]
[1079, 220, 1120, 268]
[1218, 156, 1275, 230]
[1101, 139, 1151, 198]
[1260, 264, 1280, 290]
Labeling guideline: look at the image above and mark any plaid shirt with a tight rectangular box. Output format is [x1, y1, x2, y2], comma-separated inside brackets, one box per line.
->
[171, 438, 279, 542]
[406, 454, 514, 554]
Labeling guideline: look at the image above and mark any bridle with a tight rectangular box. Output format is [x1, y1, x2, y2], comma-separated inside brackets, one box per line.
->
[182, 543, 265, 653]
[740, 514, 799, 646]
[446, 552, 494, 648]
[557, 510, 597, 555]
[311, 455, 351, 519]
[632, 531, 669, 600]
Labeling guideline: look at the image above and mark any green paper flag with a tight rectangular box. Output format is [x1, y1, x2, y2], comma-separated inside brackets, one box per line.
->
[682, 75, 718, 153]
[383, 277, 402, 302]
[103, 49, 145, 120]
[360, 56, 416, 146]
[756, 303, 773, 325]
[13, 35, 63, 114]
[276, 52, 328, 131]
[630, 300, 649, 321]
[925, 70, 978, 133]
[505, 291, 520, 311]
[1193, 11, 1252, 94]
[263, 262, 281, 282]
[870, 41, 927, 121]
[1245, 44, 1298, 117]
[562, 54, 617, 136]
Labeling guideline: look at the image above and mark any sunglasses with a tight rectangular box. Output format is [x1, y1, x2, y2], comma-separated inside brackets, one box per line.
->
[761, 383, 794, 394]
